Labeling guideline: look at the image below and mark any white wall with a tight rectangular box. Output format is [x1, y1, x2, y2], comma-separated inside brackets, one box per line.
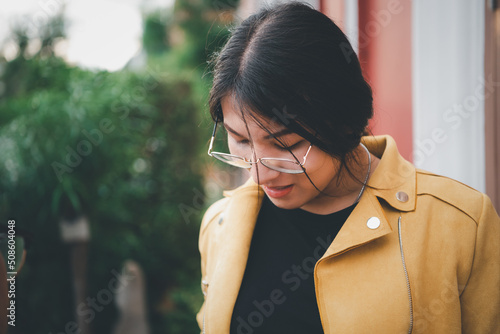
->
[412, 0, 486, 191]
[343, 0, 358, 54]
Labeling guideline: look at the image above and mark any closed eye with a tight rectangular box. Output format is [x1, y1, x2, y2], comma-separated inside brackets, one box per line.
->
[275, 141, 303, 151]
[237, 139, 250, 145]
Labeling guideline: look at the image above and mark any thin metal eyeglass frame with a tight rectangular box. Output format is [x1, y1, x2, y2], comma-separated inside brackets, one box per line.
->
[207, 119, 312, 174]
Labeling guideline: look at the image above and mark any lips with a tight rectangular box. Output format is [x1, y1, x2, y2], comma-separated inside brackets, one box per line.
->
[263, 185, 294, 198]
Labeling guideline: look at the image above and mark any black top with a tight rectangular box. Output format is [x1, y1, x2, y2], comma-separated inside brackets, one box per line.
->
[230, 195, 356, 334]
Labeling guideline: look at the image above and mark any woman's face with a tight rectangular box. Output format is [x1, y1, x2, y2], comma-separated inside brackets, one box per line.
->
[221, 96, 346, 212]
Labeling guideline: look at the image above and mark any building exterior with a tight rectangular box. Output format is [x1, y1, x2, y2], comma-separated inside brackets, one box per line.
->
[235, 0, 500, 210]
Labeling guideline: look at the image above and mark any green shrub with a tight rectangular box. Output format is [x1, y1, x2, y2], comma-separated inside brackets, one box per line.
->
[0, 57, 205, 333]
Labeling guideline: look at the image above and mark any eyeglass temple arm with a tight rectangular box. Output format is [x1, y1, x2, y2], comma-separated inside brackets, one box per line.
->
[302, 144, 313, 165]
[208, 119, 219, 155]
[208, 136, 215, 155]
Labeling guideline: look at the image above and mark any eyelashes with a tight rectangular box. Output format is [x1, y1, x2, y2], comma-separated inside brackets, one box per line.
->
[236, 139, 303, 152]
[274, 141, 302, 151]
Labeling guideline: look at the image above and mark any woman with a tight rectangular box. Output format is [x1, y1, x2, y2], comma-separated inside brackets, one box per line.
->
[197, 2, 500, 333]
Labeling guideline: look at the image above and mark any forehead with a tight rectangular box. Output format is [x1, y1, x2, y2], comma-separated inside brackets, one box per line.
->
[220, 95, 287, 134]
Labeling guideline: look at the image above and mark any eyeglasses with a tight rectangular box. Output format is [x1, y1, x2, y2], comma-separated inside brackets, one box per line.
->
[207, 119, 312, 174]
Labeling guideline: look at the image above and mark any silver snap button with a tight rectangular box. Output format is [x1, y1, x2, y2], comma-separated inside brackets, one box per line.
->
[218, 213, 224, 225]
[366, 217, 381, 229]
[396, 191, 409, 202]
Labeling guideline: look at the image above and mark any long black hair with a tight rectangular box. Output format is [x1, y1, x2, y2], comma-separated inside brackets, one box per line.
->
[208, 1, 373, 186]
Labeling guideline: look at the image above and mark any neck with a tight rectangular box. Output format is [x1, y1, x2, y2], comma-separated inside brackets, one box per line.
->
[300, 144, 380, 215]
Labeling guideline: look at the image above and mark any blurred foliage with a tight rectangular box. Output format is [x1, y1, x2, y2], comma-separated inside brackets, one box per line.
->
[0, 0, 238, 333]
[0, 52, 205, 333]
[170, 0, 238, 70]
[143, 11, 172, 55]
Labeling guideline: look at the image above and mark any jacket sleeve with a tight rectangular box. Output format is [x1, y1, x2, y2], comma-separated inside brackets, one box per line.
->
[460, 194, 500, 333]
[196, 198, 227, 333]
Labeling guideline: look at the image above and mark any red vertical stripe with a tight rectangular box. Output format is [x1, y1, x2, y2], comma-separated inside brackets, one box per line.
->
[358, 0, 413, 161]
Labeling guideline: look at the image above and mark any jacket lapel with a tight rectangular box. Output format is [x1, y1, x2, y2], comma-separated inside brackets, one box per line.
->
[321, 187, 393, 259]
[320, 135, 417, 258]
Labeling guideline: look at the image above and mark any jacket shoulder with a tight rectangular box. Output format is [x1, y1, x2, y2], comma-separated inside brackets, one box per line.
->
[416, 169, 485, 222]
[199, 179, 262, 236]
[200, 197, 229, 234]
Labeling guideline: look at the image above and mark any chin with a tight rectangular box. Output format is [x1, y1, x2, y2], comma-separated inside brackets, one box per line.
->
[267, 196, 303, 210]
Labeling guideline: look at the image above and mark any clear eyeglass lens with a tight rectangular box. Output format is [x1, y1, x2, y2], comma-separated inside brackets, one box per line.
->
[260, 159, 304, 174]
[211, 152, 252, 168]
[211, 153, 305, 174]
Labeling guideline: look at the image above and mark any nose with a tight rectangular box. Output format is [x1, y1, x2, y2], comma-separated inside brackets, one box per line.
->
[249, 160, 281, 185]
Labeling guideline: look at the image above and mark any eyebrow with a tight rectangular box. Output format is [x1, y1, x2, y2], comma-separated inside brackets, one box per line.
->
[223, 123, 293, 140]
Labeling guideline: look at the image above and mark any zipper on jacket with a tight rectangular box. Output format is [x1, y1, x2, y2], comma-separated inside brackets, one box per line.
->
[202, 279, 209, 334]
[203, 303, 207, 334]
[398, 215, 413, 334]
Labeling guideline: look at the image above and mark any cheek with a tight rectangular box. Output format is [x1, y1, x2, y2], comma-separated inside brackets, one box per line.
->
[300, 153, 339, 185]
[227, 139, 237, 153]
[306, 152, 337, 174]
[227, 138, 247, 156]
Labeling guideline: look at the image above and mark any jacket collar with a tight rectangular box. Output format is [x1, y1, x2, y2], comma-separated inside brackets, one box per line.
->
[362, 135, 416, 212]
[321, 135, 416, 259]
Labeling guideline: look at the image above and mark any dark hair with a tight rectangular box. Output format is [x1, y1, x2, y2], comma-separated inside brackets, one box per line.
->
[208, 1, 373, 184]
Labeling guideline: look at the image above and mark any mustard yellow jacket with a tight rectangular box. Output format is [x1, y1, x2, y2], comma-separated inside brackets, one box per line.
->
[197, 135, 500, 334]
